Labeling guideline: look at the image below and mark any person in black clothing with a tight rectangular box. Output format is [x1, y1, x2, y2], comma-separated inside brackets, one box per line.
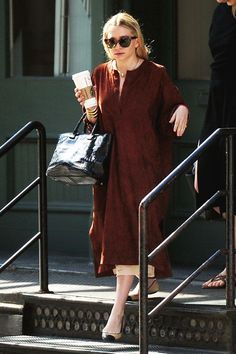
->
[195, 0, 236, 289]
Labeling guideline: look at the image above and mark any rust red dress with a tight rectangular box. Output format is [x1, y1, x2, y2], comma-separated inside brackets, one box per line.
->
[89, 60, 185, 278]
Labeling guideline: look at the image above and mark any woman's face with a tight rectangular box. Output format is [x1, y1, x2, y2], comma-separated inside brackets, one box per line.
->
[104, 25, 139, 62]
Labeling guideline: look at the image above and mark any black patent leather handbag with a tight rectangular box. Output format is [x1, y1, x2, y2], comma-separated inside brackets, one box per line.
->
[46, 113, 112, 185]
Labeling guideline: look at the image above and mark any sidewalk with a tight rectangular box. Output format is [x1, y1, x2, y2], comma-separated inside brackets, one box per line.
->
[0, 252, 227, 306]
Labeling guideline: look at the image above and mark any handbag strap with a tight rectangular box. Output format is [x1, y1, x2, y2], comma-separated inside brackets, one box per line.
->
[72, 112, 98, 136]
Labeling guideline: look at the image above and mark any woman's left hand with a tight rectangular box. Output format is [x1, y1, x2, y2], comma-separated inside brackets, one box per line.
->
[169, 105, 189, 137]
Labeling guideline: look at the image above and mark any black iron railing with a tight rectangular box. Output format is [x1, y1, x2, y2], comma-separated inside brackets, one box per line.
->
[139, 128, 236, 353]
[0, 121, 50, 293]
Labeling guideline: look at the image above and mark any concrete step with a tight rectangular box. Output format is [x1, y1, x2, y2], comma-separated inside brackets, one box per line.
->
[0, 335, 228, 354]
[0, 302, 23, 336]
[0, 255, 233, 353]
[17, 293, 235, 353]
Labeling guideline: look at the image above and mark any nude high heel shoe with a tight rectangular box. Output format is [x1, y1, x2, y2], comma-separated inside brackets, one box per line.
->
[102, 317, 124, 342]
[127, 278, 159, 301]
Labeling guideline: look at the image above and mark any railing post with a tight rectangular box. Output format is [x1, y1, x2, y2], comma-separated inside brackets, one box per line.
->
[0, 121, 50, 292]
[225, 134, 235, 308]
[139, 203, 148, 354]
[136, 127, 236, 352]
[38, 125, 49, 293]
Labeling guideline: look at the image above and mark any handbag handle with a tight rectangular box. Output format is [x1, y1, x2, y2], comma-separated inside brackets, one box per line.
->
[72, 112, 98, 136]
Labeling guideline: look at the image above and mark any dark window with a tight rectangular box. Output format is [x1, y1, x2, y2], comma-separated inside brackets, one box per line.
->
[11, 0, 55, 76]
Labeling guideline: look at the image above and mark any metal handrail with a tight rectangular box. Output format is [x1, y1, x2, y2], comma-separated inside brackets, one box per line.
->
[139, 127, 236, 353]
[0, 121, 50, 293]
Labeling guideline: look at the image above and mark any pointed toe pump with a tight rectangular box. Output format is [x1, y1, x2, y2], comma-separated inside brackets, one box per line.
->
[127, 278, 159, 301]
[102, 317, 124, 342]
[102, 331, 122, 342]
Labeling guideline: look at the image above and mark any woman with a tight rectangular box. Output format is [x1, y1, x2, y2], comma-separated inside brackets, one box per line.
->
[75, 12, 189, 340]
[195, 1, 236, 289]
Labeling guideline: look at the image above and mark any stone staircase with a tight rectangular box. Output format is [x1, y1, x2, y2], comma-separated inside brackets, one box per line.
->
[0, 255, 234, 353]
[0, 293, 234, 353]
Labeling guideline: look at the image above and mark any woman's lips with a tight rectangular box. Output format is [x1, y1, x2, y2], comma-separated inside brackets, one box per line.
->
[113, 52, 125, 56]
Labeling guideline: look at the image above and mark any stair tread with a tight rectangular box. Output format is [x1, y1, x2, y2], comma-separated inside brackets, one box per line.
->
[0, 335, 226, 353]
[0, 335, 149, 353]
[0, 302, 23, 314]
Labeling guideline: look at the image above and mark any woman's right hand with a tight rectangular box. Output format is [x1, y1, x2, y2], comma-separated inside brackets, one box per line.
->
[74, 88, 85, 107]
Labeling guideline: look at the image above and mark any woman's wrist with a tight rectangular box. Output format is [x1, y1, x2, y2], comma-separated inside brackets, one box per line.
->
[177, 103, 189, 111]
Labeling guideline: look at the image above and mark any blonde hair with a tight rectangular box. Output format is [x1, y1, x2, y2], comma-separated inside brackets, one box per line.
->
[102, 12, 150, 60]
[232, 5, 236, 18]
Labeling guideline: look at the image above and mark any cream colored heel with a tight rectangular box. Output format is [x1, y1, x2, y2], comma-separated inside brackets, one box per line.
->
[127, 279, 159, 301]
[102, 317, 124, 342]
[102, 330, 122, 341]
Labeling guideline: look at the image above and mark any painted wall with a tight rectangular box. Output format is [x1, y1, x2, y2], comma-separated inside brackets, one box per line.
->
[0, 0, 104, 260]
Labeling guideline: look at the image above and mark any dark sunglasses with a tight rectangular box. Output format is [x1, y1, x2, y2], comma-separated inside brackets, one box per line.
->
[104, 36, 137, 49]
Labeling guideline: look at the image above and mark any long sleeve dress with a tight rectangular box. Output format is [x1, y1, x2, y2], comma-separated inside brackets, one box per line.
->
[89, 59, 185, 278]
[197, 4, 236, 213]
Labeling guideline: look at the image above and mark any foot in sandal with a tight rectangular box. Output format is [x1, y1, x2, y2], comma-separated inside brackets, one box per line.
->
[202, 273, 226, 289]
